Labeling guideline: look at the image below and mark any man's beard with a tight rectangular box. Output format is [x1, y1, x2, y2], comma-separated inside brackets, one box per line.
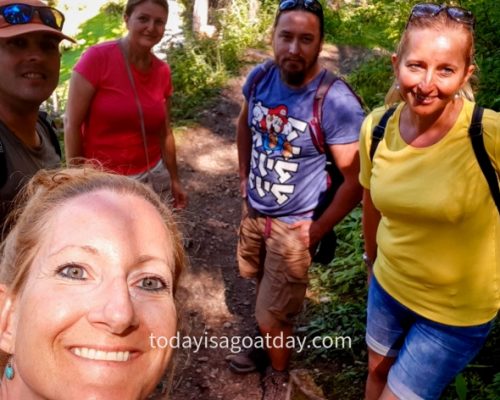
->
[278, 53, 320, 87]
[281, 69, 306, 86]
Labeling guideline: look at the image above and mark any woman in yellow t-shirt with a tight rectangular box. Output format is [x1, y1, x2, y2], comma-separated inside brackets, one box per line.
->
[359, 4, 500, 400]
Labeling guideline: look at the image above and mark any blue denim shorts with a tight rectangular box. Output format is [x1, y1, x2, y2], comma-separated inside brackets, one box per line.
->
[366, 276, 494, 400]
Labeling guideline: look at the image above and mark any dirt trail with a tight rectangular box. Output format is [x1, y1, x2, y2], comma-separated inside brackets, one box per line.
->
[168, 45, 375, 400]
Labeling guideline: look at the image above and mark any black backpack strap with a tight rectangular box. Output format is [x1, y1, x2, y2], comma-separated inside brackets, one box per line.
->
[38, 111, 62, 157]
[0, 113, 60, 189]
[369, 106, 397, 161]
[468, 104, 500, 214]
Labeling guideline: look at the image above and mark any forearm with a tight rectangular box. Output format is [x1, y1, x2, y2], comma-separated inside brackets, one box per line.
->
[237, 133, 251, 180]
[160, 116, 187, 208]
[63, 124, 84, 166]
[161, 131, 181, 183]
[312, 178, 362, 238]
[236, 101, 251, 195]
[64, 71, 95, 166]
[362, 189, 380, 262]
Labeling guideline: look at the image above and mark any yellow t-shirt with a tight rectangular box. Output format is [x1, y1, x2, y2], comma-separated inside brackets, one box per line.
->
[359, 99, 500, 326]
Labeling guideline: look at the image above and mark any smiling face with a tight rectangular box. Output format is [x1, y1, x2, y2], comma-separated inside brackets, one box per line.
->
[0, 31, 61, 109]
[272, 10, 322, 87]
[1, 189, 177, 399]
[393, 26, 474, 118]
[124, 0, 168, 51]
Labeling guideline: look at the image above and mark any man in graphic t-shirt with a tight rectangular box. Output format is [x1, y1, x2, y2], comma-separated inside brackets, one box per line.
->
[233, 0, 364, 398]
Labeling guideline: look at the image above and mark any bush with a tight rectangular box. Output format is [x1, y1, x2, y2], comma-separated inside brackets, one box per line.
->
[330, 0, 500, 111]
[166, 0, 274, 122]
[347, 55, 393, 109]
[461, 0, 500, 110]
[168, 40, 227, 121]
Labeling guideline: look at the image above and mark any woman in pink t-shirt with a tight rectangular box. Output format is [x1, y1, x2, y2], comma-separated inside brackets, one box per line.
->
[64, 0, 187, 209]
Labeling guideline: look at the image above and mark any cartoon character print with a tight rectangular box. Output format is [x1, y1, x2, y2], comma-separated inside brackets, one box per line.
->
[249, 101, 310, 205]
[252, 104, 294, 159]
[252, 102, 266, 131]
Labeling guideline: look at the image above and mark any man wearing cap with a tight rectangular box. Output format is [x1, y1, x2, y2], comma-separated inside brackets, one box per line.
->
[0, 0, 74, 234]
[234, 0, 364, 398]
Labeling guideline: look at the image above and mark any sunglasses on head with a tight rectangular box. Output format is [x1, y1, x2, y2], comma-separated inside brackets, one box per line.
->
[0, 3, 65, 31]
[407, 3, 475, 28]
[279, 0, 323, 16]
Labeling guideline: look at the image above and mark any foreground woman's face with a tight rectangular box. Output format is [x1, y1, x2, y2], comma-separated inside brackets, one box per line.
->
[3, 190, 177, 399]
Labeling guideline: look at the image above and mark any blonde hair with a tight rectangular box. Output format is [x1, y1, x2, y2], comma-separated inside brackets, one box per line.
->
[0, 167, 185, 296]
[385, 10, 476, 106]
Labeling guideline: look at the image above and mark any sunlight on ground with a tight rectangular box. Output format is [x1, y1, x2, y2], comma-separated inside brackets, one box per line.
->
[178, 126, 238, 175]
[177, 269, 233, 325]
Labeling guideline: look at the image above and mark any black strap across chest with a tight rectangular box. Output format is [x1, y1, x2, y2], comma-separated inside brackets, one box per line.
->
[370, 104, 500, 214]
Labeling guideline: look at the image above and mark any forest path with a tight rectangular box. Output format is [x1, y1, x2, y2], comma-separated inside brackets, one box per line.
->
[168, 44, 375, 400]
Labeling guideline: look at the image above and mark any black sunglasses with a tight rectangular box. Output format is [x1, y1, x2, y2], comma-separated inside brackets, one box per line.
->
[279, 0, 323, 17]
[0, 3, 65, 31]
[407, 3, 475, 28]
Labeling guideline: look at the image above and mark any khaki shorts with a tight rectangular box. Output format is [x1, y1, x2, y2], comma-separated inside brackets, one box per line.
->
[237, 202, 312, 329]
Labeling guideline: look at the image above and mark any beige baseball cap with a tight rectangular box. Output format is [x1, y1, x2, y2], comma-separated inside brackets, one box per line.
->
[0, 0, 75, 42]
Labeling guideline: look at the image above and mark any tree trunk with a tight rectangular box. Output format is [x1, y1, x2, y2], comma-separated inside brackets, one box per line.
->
[193, 0, 209, 33]
[249, 0, 259, 22]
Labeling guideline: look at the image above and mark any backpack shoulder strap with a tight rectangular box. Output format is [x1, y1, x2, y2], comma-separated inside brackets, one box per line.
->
[468, 104, 500, 214]
[369, 106, 397, 161]
[312, 71, 364, 156]
[0, 113, 61, 189]
[311, 70, 339, 155]
[248, 59, 275, 102]
[38, 111, 62, 157]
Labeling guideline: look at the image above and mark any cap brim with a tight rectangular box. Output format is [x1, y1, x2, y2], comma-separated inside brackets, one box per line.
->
[0, 23, 75, 43]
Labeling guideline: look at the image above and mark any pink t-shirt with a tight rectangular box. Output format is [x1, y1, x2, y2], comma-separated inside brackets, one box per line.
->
[74, 40, 173, 175]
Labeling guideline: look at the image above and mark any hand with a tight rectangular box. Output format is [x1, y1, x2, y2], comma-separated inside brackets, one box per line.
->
[290, 220, 321, 248]
[289, 220, 322, 248]
[171, 180, 187, 209]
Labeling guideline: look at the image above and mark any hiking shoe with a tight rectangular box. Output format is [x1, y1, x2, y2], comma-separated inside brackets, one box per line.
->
[262, 367, 289, 400]
[226, 347, 270, 374]
[226, 352, 257, 373]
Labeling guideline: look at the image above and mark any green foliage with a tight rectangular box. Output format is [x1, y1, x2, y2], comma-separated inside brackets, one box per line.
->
[484, 373, 500, 399]
[48, 4, 125, 113]
[167, 0, 274, 122]
[298, 208, 367, 398]
[60, 6, 125, 84]
[442, 363, 500, 400]
[347, 55, 393, 109]
[460, 0, 500, 109]
[323, 0, 415, 50]
[214, 0, 274, 74]
[330, 0, 500, 111]
[168, 39, 227, 121]
[455, 373, 468, 400]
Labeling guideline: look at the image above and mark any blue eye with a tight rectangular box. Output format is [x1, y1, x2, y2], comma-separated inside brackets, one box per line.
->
[57, 264, 87, 280]
[138, 276, 168, 292]
[441, 67, 454, 75]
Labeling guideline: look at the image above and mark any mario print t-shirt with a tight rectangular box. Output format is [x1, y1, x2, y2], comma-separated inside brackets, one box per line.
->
[242, 62, 364, 219]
